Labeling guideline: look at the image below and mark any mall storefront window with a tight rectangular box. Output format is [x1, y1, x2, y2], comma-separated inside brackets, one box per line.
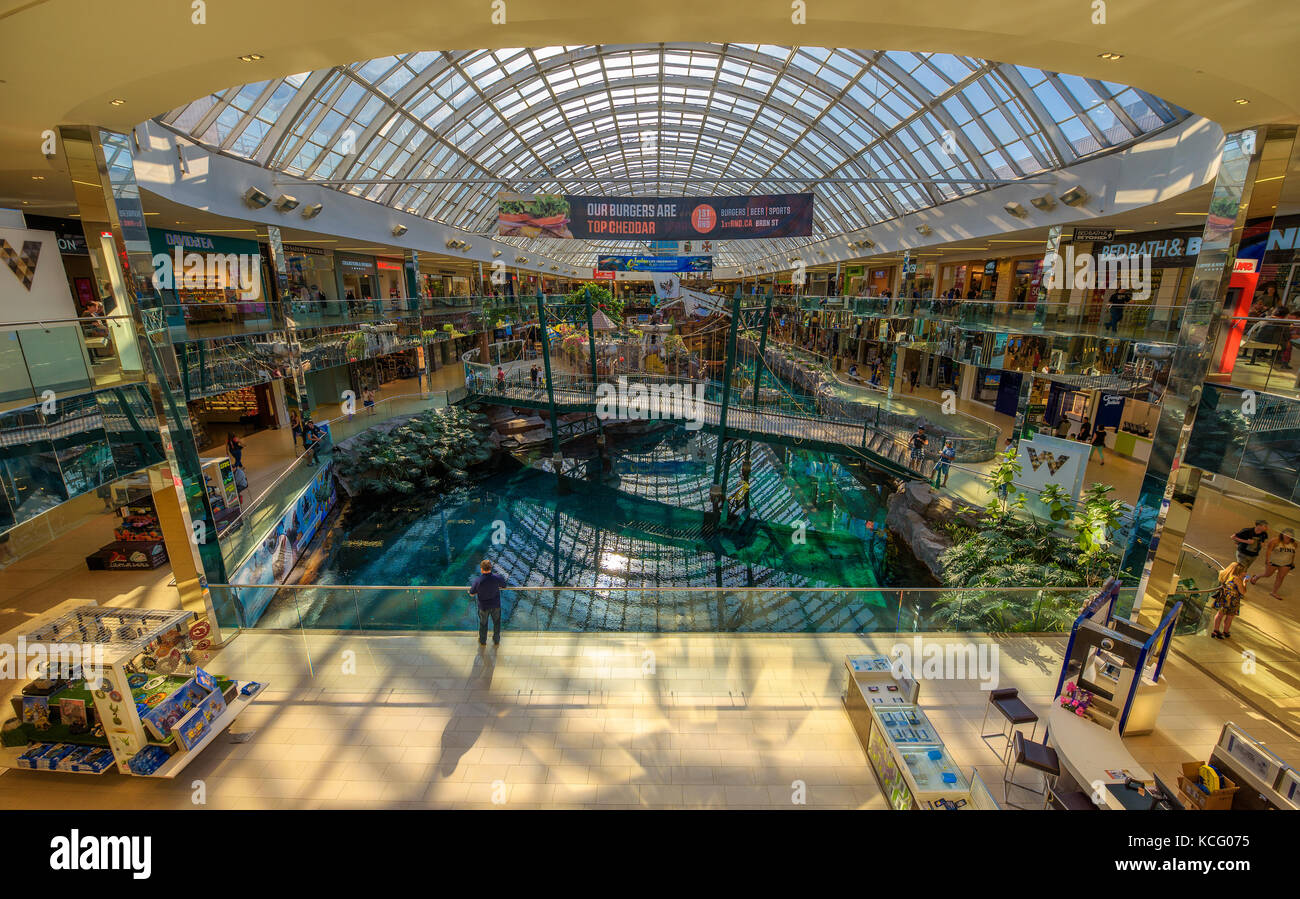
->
[280, 243, 343, 315]
[149, 228, 270, 336]
[337, 253, 378, 308]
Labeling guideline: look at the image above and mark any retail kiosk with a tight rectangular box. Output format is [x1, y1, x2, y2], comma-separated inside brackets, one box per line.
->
[1054, 579, 1176, 735]
[1, 604, 265, 778]
[843, 655, 999, 810]
[1044, 581, 1179, 808]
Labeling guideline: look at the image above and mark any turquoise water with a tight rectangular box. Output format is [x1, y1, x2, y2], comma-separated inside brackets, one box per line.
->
[255, 427, 929, 630]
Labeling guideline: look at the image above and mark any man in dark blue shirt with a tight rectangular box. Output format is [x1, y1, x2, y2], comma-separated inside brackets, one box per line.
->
[469, 559, 507, 646]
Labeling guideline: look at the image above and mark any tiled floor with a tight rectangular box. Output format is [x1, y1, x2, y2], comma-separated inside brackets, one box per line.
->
[1, 629, 1294, 809]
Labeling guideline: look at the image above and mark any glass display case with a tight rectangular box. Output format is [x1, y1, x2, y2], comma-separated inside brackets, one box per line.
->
[843, 654, 999, 810]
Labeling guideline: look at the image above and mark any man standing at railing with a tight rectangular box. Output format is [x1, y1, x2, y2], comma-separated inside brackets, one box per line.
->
[469, 558, 507, 647]
[497, 366, 505, 392]
[909, 424, 929, 469]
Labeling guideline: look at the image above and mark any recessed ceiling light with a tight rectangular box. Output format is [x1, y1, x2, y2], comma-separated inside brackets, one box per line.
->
[109, 98, 126, 107]
[1234, 98, 1250, 105]
[1098, 52, 1124, 60]
[238, 53, 264, 62]
[31, 175, 44, 181]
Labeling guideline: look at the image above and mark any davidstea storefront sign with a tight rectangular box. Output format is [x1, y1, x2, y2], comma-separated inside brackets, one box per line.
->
[147, 229, 262, 297]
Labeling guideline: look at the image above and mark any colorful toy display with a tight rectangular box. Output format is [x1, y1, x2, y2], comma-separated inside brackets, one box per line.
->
[126, 744, 172, 776]
[21, 696, 50, 731]
[58, 698, 87, 729]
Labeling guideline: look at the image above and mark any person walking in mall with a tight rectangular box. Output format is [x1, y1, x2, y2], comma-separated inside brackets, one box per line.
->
[1211, 560, 1258, 640]
[1231, 519, 1270, 571]
[1090, 425, 1107, 465]
[1261, 527, 1296, 598]
[468, 558, 507, 647]
[362, 386, 376, 414]
[932, 439, 956, 488]
[1105, 288, 1129, 333]
[908, 424, 929, 469]
[225, 432, 245, 470]
[1076, 418, 1092, 445]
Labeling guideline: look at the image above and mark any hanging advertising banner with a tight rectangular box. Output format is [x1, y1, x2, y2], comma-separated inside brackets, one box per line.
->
[498, 193, 813, 240]
[596, 255, 713, 273]
[592, 270, 616, 280]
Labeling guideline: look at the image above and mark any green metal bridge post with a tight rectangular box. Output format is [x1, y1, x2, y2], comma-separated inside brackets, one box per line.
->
[710, 287, 744, 523]
[741, 289, 774, 509]
[536, 289, 562, 472]
[583, 287, 606, 475]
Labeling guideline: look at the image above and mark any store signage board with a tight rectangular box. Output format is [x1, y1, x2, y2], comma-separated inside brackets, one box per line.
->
[1071, 227, 1116, 242]
[596, 254, 713, 273]
[282, 243, 330, 257]
[1016, 434, 1088, 501]
[592, 270, 616, 280]
[1232, 257, 1258, 273]
[22, 214, 89, 255]
[0, 227, 79, 326]
[498, 193, 813, 240]
[339, 257, 377, 272]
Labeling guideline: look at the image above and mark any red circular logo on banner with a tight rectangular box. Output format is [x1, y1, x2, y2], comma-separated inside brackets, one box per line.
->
[691, 204, 718, 234]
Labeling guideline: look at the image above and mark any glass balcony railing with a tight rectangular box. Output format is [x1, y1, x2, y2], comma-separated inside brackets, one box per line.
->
[212, 582, 1129, 636]
[1186, 382, 1300, 505]
[0, 315, 145, 414]
[812, 296, 1194, 344]
[1209, 312, 1300, 402]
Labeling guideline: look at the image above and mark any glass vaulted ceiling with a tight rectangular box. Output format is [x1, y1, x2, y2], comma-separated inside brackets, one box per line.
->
[160, 44, 1187, 268]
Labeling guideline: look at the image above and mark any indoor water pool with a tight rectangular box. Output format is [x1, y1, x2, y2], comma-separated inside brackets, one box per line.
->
[250, 428, 932, 631]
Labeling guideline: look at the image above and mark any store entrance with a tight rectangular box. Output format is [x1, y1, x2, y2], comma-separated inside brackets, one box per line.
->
[187, 381, 283, 459]
[343, 272, 378, 315]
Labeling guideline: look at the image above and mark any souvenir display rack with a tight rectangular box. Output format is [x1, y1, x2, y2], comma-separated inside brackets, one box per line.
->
[85, 496, 168, 571]
[1, 604, 265, 778]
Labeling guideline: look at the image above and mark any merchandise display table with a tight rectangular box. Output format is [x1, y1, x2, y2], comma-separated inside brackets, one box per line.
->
[1045, 705, 1152, 809]
[842, 655, 998, 810]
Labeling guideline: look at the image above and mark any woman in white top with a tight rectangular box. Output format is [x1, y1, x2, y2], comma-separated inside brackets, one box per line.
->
[1262, 528, 1298, 599]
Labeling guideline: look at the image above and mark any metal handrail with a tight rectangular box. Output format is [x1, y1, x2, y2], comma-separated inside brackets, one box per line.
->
[214, 582, 1108, 594]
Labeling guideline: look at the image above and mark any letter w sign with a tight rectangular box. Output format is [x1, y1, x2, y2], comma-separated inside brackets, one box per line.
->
[1026, 448, 1069, 475]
